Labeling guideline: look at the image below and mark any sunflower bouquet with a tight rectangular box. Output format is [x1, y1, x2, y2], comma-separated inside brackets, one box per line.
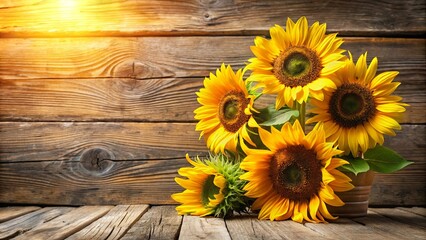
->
[172, 17, 412, 223]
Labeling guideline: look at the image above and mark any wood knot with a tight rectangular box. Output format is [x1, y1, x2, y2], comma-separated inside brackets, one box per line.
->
[79, 148, 115, 175]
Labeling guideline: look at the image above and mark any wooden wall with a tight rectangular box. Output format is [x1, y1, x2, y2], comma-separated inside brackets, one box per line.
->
[0, 0, 425, 206]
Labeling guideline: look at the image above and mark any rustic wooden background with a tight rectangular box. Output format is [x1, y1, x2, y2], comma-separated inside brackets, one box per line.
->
[0, 0, 424, 206]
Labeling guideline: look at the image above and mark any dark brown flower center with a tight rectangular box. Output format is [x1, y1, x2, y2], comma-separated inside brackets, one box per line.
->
[273, 46, 322, 87]
[329, 83, 376, 128]
[269, 145, 322, 201]
[218, 91, 250, 133]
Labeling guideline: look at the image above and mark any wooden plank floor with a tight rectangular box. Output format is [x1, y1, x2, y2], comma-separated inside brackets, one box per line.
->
[0, 206, 424, 240]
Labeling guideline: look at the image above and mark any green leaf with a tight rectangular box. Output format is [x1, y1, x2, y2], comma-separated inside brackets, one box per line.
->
[364, 146, 413, 173]
[253, 105, 276, 122]
[339, 156, 370, 175]
[259, 108, 299, 126]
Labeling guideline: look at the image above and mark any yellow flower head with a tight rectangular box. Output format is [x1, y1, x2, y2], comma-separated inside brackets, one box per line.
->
[195, 64, 258, 153]
[172, 154, 248, 217]
[172, 154, 226, 216]
[240, 121, 353, 223]
[307, 52, 408, 156]
[246, 16, 346, 109]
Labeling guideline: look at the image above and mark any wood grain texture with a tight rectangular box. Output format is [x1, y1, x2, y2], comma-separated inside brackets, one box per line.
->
[0, 206, 40, 223]
[179, 216, 231, 240]
[352, 210, 426, 240]
[121, 206, 182, 240]
[0, 123, 424, 205]
[0, 207, 74, 239]
[226, 213, 327, 240]
[13, 206, 113, 240]
[370, 208, 426, 228]
[398, 207, 426, 217]
[304, 218, 400, 240]
[0, 122, 206, 162]
[0, 37, 424, 80]
[0, 0, 424, 37]
[225, 214, 284, 240]
[0, 158, 188, 205]
[0, 78, 201, 122]
[66, 205, 149, 240]
[1, 206, 425, 239]
[0, 123, 423, 162]
[0, 77, 422, 123]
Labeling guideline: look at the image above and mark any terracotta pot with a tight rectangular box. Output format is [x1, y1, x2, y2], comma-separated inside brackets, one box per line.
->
[328, 170, 375, 218]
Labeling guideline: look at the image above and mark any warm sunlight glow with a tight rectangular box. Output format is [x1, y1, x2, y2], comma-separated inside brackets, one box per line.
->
[58, 0, 80, 21]
[59, 0, 77, 9]
[1, 0, 124, 35]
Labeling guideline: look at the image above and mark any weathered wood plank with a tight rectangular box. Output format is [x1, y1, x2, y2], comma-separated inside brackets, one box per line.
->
[370, 208, 426, 228]
[0, 0, 424, 37]
[0, 158, 188, 205]
[0, 77, 422, 123]
[225, 214, 283, 240]
[371, 173, 426, 206]
[0, 207, 74, 239]
[0, 158, 423, 206]
[0, 123, 422, 163]
[13, 206, 113, 240]
[66, 205, 149, 240]
[0, 78, 201, 122]
[352, 211, 426, 240]
[0, 37, 424, 81]
[398, 207, 426, 217]
[179, 216, 231, 240]
[121, 206, 182, 240]
[0, 122, 206, 162]
[226, 213, 328, 240]
[304, 218, 400, 240]
[0, 206, 40, 223]
[0, 123, 424, 205]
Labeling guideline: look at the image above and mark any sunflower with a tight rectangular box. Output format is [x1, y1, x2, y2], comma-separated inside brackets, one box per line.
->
[195, 64, 258, 153]
[246, 16, 346, 109]
[307, 52, 408, 156]
[172, 154, 247, 217]
[240, 121, 353, 222]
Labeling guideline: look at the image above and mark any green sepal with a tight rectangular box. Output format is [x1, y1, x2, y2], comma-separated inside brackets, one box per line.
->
[339, 155, 370, 175]
[364, 146, 413, 174]
[201, 175, 220, 206]
[207, 153, 250, 218]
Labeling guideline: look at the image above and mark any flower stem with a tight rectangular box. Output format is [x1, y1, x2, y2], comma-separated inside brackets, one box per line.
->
[294, 102, 306, 132]
[299, 102, 306, 132]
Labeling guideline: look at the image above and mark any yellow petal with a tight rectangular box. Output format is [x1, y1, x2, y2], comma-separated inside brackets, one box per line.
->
[275, 91, 286, 110]
[377, 103, 406, 113]
[270, 24, 289, 51]
[300, 202, 315, 223]
[322, 168, 336, 185]
[364, 57, 378, 83]
[319, 199, 338, 220]
[258, 127, 278, 151]
[252, 192, 275, 210]
[270, 198, 290, 221]
[309, 195, 321, 222]
[258, 195, 280, 220]
[355, 52, 367, 81]
[370, 114, 401, 136]
[321, 61, 345, 76]
[291, 202, 304, 223]
[370, 71, 399, 90]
